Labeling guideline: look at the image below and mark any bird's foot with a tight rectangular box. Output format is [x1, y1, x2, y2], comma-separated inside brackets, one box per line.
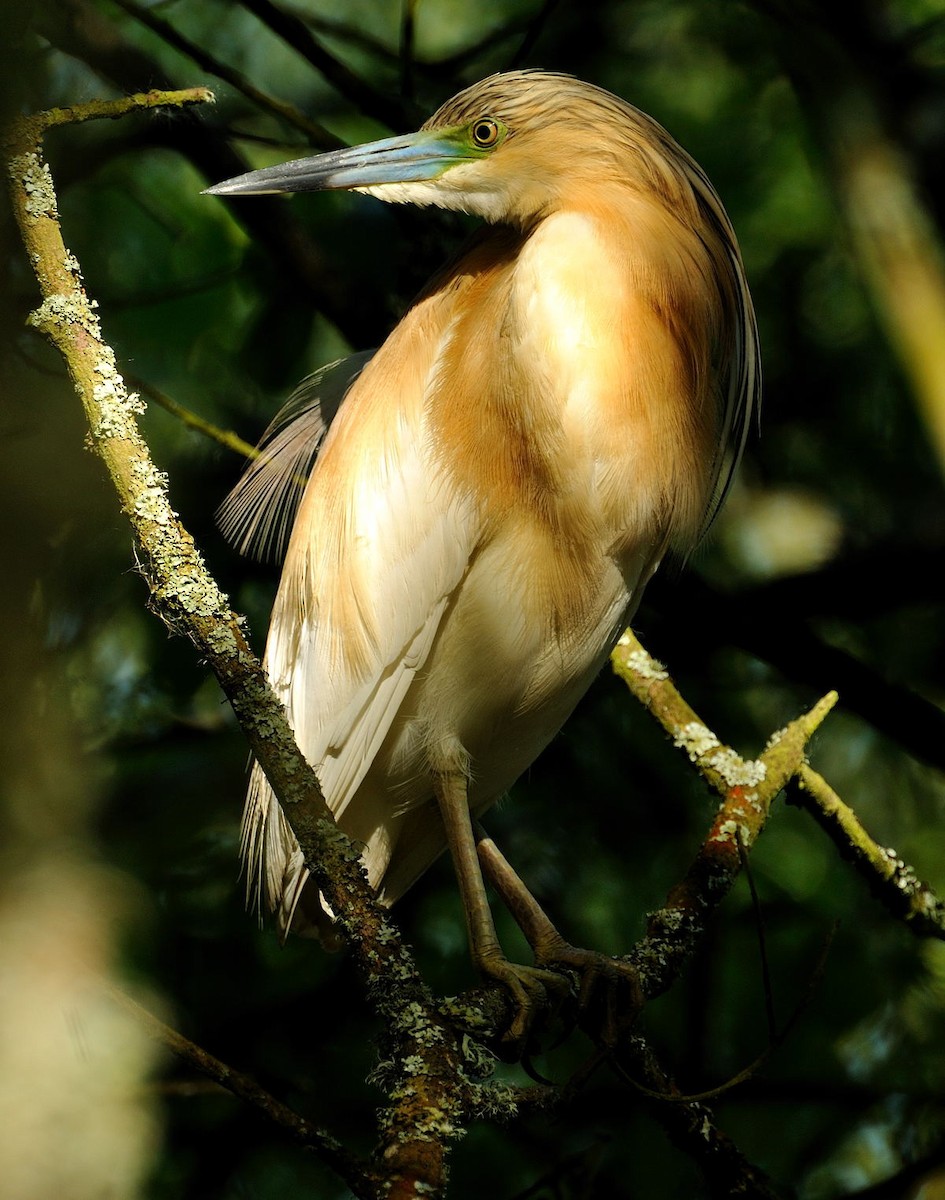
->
[476, 950, 573, 1049]
[535, 937, 642, 1047]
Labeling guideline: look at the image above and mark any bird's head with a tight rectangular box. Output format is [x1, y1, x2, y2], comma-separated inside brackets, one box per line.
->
[204, 71, 688, 227]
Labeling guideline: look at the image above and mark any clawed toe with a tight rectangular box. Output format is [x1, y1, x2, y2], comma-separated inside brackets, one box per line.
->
[477, 954, 573, 1047]
[536, 942, 642, 1045]
[473, 943, 641, 1053]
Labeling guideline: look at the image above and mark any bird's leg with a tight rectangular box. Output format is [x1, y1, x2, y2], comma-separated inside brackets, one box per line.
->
[432, 771, 570, 1044]
[474, 823, 642, 1043]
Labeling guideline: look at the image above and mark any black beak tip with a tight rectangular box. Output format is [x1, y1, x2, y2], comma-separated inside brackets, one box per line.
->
[202, 183, 269, 198]
[202, 181, 250, 197]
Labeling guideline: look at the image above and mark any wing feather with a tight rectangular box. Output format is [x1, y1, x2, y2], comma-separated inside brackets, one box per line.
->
[218, 350, 374, 562]
[239, 317, 479, 935]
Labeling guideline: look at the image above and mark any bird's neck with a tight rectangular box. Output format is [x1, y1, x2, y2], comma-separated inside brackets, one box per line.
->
[424, 194, 721, 559]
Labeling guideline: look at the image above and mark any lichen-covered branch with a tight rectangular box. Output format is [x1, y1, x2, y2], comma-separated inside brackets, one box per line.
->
[617, 1038, 784, 1200]
[612, 630, 837, 999]
[613, 628, 945, 953]
[603, 633, 845, 1198]
[5, 88, 365, 955]
[2, 89, 491, 1200]
[791, 765, 945, 939]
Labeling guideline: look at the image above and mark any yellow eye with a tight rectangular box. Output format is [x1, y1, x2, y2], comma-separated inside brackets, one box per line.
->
[471, 119, 500, 148]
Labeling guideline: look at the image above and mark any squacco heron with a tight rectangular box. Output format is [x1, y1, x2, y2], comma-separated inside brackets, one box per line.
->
[208, 70, 759, 1033]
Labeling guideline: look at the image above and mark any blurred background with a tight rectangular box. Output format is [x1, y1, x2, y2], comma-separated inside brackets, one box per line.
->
[2, 0, 944, 1196]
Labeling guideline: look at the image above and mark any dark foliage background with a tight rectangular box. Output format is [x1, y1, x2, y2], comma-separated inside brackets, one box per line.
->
[2, 1, 945, 1197]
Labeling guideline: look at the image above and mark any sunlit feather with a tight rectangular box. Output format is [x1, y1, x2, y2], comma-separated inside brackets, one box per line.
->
[212, 71, 760, 958]
[219, 351, 373, 562]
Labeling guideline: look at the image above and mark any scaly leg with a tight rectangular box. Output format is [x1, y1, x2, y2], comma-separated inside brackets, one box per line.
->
[474, 823, 642, 1039]
[433, 772, 569, 1043]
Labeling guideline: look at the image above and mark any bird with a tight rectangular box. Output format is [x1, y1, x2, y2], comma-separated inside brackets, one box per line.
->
[207, 69, 759, 1033]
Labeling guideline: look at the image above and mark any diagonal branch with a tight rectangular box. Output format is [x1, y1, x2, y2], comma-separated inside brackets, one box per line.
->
[106, 984, 371, 1188]
[613, 629, 837, 1000]
[109, 0, 341, 148]
[791, 765, 945, 938]
[613, 628, 945, 948]
[2, 87, 496, 1200]
[37, 0, 392, 345]
[238, 0, 418, 131]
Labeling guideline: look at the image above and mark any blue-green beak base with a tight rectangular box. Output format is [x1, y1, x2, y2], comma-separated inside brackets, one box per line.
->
[203, 130, 470, 196]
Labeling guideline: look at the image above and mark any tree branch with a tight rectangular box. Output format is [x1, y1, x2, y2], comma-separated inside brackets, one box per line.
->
[109, 0, 342, 148]
[238, 0, 419, 130]
[613, 629, 945, 946]
[105, 985, 371, 1191]
[3, 88, 498, 1200]
[38, 0, 392, 345]
[616, 1038, 786, 1200]
[790, 764, 945, 938]
[612, 630, 837, 1000]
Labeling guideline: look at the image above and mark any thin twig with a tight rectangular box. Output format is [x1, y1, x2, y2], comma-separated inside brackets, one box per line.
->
[110, 0, 341, 148]
[6, 87, 214, 133]
[791, 764, 945, 938]
[106, 984, 372, 1188]
[128, 372, 260, 460]
[737, 831, 778, 1041]
[239, 0, 418, 131]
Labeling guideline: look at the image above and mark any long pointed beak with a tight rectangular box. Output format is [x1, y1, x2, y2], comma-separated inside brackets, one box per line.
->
[203, 129, 468, 196]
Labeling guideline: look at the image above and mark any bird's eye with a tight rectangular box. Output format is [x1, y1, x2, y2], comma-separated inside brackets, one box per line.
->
[471, 119, 501, 148]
